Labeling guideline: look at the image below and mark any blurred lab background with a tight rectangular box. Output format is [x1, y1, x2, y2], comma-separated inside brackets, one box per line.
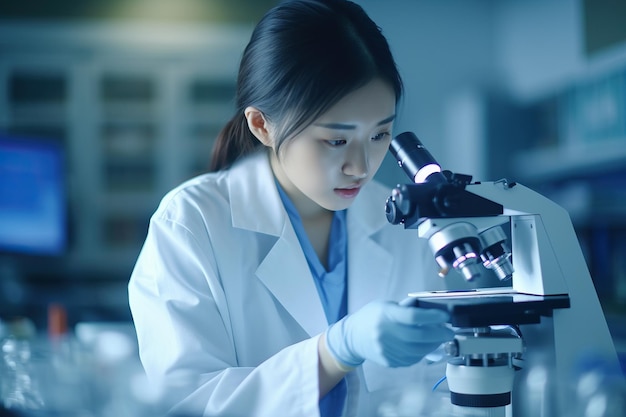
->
[0, 0, 625, 377]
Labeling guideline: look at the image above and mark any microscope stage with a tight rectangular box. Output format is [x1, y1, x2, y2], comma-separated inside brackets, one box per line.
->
[404, 289, 570, 327]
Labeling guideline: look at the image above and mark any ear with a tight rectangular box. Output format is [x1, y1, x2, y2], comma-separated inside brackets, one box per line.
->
[244, 106, 273, 147]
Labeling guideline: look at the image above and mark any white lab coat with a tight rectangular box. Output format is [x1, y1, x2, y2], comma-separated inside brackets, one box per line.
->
[128, 150, 445, 417]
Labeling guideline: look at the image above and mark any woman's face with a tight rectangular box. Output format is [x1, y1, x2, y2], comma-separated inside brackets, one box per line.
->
[270, 78, 396, 218]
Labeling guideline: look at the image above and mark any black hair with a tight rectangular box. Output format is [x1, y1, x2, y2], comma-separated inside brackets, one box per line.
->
[209, 0, 403, 171]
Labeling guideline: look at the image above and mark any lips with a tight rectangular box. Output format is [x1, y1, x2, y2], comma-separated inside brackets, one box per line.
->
[334, 185, 361, 199]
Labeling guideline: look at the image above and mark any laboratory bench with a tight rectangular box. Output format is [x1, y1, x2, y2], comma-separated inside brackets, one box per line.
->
[1, 270, 625, 375]
[0, 269, 133, 332]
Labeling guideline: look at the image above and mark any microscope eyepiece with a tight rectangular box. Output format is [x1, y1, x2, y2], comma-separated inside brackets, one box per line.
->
[390, 132, 446, 184]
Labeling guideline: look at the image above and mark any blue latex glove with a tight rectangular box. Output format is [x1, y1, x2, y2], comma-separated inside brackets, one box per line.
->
[325, 300, 454, 368]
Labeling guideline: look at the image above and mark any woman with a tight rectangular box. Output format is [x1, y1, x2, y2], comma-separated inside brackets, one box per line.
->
[128, 1, 453, 416]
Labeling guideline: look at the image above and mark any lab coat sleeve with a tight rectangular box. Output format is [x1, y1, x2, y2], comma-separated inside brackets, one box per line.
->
[128, 214, 321, 417]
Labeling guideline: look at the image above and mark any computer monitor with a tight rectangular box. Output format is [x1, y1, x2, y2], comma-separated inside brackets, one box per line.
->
[0, 135, 67, 257]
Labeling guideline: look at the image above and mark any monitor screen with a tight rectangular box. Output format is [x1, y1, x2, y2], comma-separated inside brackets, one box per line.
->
[0, 135, 67, 256]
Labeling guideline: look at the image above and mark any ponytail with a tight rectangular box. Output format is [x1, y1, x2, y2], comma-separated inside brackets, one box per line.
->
[209, 112, 260, 172]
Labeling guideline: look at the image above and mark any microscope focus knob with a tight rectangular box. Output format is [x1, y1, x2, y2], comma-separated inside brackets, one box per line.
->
[385, 187, 409, 225]
[444, 339, 459, 357]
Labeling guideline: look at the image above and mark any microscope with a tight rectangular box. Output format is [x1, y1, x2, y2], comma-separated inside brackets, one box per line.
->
[386, 132, 620, 416]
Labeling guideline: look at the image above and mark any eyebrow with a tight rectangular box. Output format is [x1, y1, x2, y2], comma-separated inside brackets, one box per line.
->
[313, 114, 396, 130]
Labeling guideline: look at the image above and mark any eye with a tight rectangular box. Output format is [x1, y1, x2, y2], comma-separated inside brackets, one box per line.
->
[372, 132, 390, 142]
[325, 138, 347, 147]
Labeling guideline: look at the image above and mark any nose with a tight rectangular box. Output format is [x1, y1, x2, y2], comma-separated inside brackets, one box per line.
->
[342, 144, 369, 179]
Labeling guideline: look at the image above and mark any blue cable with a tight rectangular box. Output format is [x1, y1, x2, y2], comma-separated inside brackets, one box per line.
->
[432, 375, 447, 392]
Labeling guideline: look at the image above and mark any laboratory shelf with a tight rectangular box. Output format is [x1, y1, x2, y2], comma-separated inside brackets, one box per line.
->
[0, 23, 244, 279]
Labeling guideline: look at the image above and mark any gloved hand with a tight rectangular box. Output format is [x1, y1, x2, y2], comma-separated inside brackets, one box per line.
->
[325, 300, 454, 368]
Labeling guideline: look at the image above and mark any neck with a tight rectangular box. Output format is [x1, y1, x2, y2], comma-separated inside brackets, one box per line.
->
[269, 149, 331, 222]
[302, 211, 334, 270]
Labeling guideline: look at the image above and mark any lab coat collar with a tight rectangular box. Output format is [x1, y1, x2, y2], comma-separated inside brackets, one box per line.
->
[226, 151, 395, 335]
[228, 150, 285, 236]
[227, 151, 328, 335]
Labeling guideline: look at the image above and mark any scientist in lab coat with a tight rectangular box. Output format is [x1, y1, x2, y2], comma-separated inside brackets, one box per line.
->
[128, 1, 454, 416]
